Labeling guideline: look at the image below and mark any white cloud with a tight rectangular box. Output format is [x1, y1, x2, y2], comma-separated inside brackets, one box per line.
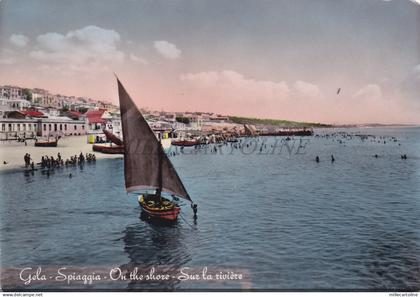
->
[382, 0, 420, 4]
[153, 40, 181, 59]
[129, 53, 148, 65]
[293, 80, 322, 98]
[179, 70, 293, 118]
[353, 84, 383, 101]
[180, 70, 290, 99]
[179, 69, 419, 124]
[29, 25, 124, 75]
[349, 82, 420, 124]
[9, 34, 29, 48]
[180, 71, 325, 103]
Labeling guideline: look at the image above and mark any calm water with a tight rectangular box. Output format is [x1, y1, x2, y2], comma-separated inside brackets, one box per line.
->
[1, 127, 419, 291]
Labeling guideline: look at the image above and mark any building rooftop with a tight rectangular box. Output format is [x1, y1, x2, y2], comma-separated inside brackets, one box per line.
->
[85, 109, 107, 124]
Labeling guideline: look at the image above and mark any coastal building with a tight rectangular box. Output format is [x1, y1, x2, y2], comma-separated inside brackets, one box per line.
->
[0, 97, 31, 114]
[86, 109, 106, 131]
[149, 121, 174, 139]
[0, 85, 27, 100]
[162, 112, 176, 122]
[1, 110, 87, 140]
[85, 108, 117, 133]
[40, 116, 86, 137]
[64, 111, 84, 120]
[209, 115, 230, 123]
[183, 112, 203, 128]
[0, 118, 39, 140]
[5, 110, 46, 119]
[0, 86, 31, 114]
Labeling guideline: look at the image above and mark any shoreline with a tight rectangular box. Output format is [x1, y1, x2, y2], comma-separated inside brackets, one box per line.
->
[1, 125, 418, 173]
[0, 135, 122, 173]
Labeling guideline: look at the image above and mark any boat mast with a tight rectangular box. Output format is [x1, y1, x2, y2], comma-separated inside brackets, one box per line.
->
[156, 142, 163, 200]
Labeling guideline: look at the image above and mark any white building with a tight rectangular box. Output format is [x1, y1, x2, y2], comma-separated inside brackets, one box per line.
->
[0, 86, 26, 100]
[0, 97, 31, 115]
[0, 112, 87, 140]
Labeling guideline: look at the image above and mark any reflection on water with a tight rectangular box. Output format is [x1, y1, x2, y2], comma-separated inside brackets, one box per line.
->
[120, 214, 192, 290]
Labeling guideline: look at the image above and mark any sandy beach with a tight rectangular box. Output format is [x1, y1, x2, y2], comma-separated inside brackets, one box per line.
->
[0, 135, 122, 172]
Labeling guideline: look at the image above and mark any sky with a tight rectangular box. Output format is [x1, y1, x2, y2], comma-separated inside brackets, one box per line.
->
[0, 0, 419, 124]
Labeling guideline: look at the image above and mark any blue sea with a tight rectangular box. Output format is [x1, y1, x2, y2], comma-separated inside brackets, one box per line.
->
[1, 127, 419, 291]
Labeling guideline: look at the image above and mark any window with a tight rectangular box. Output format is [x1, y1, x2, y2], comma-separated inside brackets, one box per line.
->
[60, 124, 62, 131]
[1, 124, 5, 131]
[8, 124, 12, 131]
[23, 124, 26, 131]
[44, 124, 47, 131]
[64, 124, 67, 131]
[82, 125, 84, 130]
[74, 125, 77, 130]
[54, 124, 57, 131]
[49, 124, 51, 131]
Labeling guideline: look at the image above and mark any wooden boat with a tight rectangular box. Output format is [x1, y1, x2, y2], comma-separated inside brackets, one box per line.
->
[92, 144, 124, 154]
[171, 139, 199, 147]
[35, 138, 58, 147]
[116, 77, 196, 222]
[138, 195, 180, 221]
[91, 130, 124, 154]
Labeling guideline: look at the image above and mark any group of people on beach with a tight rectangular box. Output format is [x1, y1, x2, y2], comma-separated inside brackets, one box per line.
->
[64, 152, 96, 166]
[24, 152, 97, 170]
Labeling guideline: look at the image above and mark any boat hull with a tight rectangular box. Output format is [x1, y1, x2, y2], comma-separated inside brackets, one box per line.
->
[171, 140, 199, 147]
[92, 144, 124, 154]
[35, 141, 57, 147]
[138, 195, 180, 221]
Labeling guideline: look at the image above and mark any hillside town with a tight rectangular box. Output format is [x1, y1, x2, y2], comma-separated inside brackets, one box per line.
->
[0, 84, 249, 143]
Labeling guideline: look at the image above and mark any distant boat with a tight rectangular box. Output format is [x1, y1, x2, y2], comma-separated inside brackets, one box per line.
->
[92, 129, 124, 154]
[35, 136, 59, 147]
[92, 144, 124, 154]
[117, 77, 195, 222]
[171, 139, 200, 147]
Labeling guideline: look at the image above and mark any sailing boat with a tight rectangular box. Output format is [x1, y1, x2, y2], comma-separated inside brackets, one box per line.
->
[117, 77, 197, 222]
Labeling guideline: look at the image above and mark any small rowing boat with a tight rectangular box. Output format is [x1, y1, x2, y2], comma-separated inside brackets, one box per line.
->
[171, 139, 200, 147]
[35, 138, 58, 147]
